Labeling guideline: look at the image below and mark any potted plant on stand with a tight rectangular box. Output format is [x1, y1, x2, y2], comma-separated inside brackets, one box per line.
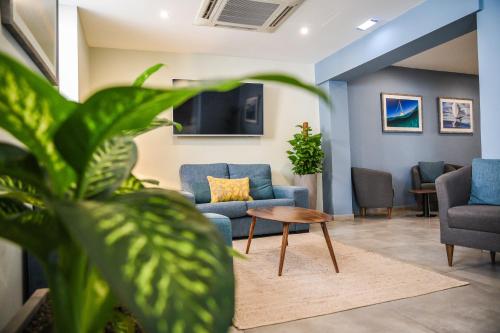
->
[287, 122, 324, 210]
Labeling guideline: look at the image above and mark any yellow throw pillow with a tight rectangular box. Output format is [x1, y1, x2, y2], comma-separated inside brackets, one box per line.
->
[207, 176, 253, 203]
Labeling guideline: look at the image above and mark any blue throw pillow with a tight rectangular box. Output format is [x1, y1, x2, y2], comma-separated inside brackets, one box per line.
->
[250, 178, 274, 200]
[469, 158, 500, 206]
[419, 161, 445, 183]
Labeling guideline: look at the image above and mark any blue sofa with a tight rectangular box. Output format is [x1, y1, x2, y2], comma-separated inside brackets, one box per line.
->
[180, 163, 309, 238]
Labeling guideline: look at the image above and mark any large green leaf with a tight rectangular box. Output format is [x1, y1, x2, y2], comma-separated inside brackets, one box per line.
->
[0, 53, 76, 195]
[0, 175, 44, 206]
[54, 189, 234, 333]
[115, 174, 145, 195]
[125, 118, 182, 137]
[54, 73, 326, 180]
[81, 136, 137, 199]
[0, 200, 59, 261]
[133, 64, 164, 88]
[0, 143, 46, 190]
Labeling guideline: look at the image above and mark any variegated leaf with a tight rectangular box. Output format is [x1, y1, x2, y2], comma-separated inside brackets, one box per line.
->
[54, 73, 326, 183]
[115, 175, 144, 195]
[82, 136, 137, 199]
[54, 189, 234, 333]
[0, 200, 59, 260]
[0, 53, 76, 195]
[124, 117, 182, 137]
[0, 175, 44, 206]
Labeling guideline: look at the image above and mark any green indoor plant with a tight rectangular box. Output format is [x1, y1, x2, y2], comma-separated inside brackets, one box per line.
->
[0, 52, 329, 333]
[287, 122, 324, 209]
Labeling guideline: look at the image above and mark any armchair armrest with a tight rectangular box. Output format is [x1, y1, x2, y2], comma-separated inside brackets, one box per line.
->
[436, 165, 471, 227]
[273, 185, 309, 208]
[179, 190, 195, 204]
[411, 165, 422, 189]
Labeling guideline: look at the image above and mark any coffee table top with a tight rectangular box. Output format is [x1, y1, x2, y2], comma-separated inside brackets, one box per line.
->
[247, 206, 332, 224]
[409, 189, 437, 194]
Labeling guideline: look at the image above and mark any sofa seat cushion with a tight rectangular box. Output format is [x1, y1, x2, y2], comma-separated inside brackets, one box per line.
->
[197, 201, 247, 218]
[448, 205, 500, 234]
[246, 198, 294, 210]
[421, 182, 436, 190]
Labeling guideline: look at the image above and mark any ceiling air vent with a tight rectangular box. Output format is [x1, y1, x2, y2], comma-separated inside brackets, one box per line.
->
[194, 0, 304, 33]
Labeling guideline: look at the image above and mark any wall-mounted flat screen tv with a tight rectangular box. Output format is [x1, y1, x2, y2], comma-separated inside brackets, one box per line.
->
[173, 80, 263, 136]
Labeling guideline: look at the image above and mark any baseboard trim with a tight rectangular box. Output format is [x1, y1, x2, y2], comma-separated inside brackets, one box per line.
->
[333, 214, 355, 221]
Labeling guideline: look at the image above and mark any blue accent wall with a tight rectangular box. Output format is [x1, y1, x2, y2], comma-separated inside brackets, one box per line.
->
[477, 0, 500, 158]
[348, 67, 481, 207]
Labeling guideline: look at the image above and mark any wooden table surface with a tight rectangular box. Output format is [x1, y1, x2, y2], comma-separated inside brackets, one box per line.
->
[246, 206, 332, 224]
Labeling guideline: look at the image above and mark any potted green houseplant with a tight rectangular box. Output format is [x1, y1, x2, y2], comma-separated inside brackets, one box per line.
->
[0, 52, 329, 332]
[287, 122, 324, 209]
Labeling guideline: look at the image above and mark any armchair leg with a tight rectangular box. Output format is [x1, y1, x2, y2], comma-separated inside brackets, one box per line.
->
[360, 207, 366, 217]
[387, 207, 392, 219]
[446, 244, 454, 267]
[491, 251, 496, 265]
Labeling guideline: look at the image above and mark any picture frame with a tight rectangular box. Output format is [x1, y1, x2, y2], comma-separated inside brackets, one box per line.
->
[381, 93, 423, 133]
[0, 0, 58, 84]
[438, 97, 474, 134]
[244, 96, 259, 123]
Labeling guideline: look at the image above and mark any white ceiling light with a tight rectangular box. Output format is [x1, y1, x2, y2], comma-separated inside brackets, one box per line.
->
[160, 10, 169, 20]
[357, 18, 378, 31]
[300, 26, 309, 35]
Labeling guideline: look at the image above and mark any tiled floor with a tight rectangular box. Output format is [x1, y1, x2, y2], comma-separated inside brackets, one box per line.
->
[230, 212, 500, 333]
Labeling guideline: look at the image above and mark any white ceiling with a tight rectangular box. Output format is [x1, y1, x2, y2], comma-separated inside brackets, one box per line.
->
[67, 0, 424, 63]
[395, 31, 478, 75]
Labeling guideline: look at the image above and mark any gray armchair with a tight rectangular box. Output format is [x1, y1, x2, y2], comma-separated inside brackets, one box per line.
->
[412, 163, 461, 210]
[436, 166, 499, 266]
[352, 167, 394, 218]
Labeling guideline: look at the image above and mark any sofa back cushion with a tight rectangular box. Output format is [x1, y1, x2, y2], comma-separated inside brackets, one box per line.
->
[418, 161, 445, 183]
[180, 163, 228, 203]
[228, 164, 274, 200]
[469, 158, 500, 206]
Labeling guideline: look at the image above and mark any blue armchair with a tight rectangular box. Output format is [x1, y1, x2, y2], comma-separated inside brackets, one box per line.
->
[180, 163, 309, 238]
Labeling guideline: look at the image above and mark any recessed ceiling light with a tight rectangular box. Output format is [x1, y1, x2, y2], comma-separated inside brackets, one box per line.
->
[160, 10, 169, 20]
[300, 26, 309, 35]
[357, 18, 378, 31]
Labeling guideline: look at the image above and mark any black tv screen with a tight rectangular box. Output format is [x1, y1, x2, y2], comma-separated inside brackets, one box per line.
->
[173, 81, 263, 136]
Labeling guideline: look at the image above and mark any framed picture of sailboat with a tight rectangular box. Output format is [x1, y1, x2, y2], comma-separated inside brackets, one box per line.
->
[381, 93, 423, 133]
[438, 97, 473, 134]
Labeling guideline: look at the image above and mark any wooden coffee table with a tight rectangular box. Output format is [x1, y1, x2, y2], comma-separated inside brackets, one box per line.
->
[246, 206, 340, 276]
[409, 189, 437, 217]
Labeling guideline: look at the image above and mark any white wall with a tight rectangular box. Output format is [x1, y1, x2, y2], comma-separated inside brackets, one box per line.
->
[59, 5, 90, 102]
[77, 10, 90, 100]
[89, 48, 322, 208]
[0, 5, 42, 327]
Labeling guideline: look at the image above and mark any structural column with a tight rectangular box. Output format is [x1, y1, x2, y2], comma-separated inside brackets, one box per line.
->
[477, 0, 500, 158]
[319, 81, 353, 216]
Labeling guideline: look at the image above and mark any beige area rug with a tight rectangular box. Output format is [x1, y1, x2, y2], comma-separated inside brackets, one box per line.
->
[232, 233, 468, 330]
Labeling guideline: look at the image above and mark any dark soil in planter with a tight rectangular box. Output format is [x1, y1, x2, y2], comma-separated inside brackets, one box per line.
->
[19, 297, 143, 333]
[22, 298, 53, 333]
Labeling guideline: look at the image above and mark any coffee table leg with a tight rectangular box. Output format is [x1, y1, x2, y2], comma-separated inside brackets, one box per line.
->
[278, 223, 290, 276]
[245, 216, 256, 254]
[321, 222, 340, 273]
